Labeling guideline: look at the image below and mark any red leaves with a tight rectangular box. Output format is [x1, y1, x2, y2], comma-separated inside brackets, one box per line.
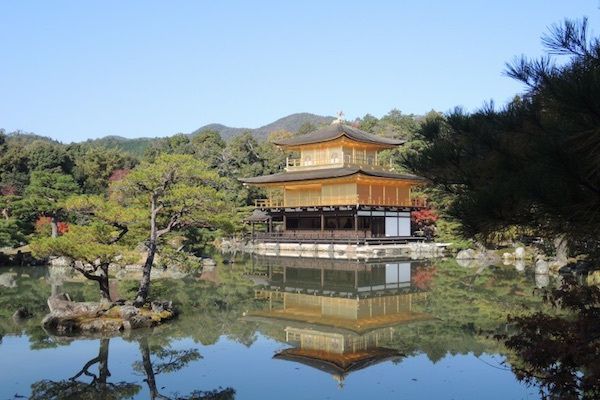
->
[108, 169, 130, 182]
[411, 208, 439, 225]
[411, 266, 436, 290]
[0, 184, 17, 196]
[35, 216, 69, 235]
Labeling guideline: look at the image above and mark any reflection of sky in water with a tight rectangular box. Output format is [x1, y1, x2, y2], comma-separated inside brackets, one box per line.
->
[0, 335, 535, 400]
[0, 259, 544, 399]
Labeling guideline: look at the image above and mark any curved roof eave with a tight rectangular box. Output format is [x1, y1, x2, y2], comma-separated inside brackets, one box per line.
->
[239, 167, 426, 185]
[272, 124, 405, 147]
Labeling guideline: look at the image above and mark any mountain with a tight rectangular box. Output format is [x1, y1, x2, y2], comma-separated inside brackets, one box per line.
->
[190, 113, 335, 140]
[3, 113, 336, 157]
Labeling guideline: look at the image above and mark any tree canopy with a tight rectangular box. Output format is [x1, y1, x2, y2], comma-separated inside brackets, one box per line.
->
[113, 154, 235, 305]
[403, 17, 600, 259]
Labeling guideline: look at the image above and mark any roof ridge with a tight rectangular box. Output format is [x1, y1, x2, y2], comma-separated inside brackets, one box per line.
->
[272, 124, 404, 147]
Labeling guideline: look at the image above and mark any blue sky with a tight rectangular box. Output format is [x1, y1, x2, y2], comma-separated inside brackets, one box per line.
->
[1, 1, 598, 142]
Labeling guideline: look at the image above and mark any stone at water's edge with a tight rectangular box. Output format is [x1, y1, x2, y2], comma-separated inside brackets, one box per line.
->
[0, 272, 17, 288]
[41, 293, 177, 334]
[456, 249, 477, 260]
[48, 256, 73, 267]
[514, 247, 526, 259]
[535, 259, 549, 275]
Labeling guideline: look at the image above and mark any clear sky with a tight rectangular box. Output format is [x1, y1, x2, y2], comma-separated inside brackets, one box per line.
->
[1, 1, 599, 143]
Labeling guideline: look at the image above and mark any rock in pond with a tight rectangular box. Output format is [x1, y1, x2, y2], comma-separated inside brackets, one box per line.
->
[42, 293, 177, 334]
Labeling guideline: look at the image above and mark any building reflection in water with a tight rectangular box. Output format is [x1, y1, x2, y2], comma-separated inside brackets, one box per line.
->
[245, 257, 433, 386]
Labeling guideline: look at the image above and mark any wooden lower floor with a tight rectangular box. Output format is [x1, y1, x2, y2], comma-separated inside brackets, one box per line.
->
[249, 205, 422, 243]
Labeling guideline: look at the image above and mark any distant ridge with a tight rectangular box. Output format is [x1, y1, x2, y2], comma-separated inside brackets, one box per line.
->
[191, 112, 335, 140]
[2, 113, 336, 157]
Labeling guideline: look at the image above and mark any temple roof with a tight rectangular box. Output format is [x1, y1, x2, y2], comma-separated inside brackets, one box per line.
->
[272, 124, 405, 147]
[243, 209, 272, 222]
[273, 347, 403, 380]
[239, 167, 425, 185]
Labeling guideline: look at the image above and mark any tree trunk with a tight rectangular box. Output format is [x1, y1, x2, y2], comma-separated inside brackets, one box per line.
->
[50, 215, 59, 238]
[138, 336, 162, 400]
[98, 338, 110, 386]
[98, 264, 111, 303]
[134, 196, 158, 307]
[134, 241, 156, 307]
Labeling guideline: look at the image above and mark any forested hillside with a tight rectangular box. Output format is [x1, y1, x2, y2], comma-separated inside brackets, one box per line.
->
[0, 109, 424, 249]
[73, 112, 337, 157]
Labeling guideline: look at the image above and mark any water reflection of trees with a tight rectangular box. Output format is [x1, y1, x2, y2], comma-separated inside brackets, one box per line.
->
[30, 338, 140, 400]
[498, 277, 600, 400]
[4, 260, 600, 398]
[29, 335, 235, 400]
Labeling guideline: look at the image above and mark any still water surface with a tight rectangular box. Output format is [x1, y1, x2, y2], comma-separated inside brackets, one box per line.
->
[0, 257, 546, 399]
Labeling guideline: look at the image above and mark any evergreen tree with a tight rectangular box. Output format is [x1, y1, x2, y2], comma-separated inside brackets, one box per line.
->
[403, 18, 600, 258]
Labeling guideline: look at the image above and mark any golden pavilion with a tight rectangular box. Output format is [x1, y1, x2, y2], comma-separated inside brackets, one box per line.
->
[240, 117, 425, 241]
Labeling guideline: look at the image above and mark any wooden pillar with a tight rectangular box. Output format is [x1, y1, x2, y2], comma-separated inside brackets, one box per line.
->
[283, 214, 287, 231]
[320, 267, 324, 287]
[354, 212, 358, 232]
[321, 211, 325, 231]
[283, 185, 287, 207]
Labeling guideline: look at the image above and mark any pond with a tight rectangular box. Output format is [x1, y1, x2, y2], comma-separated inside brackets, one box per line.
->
[0, 256, 552, 399]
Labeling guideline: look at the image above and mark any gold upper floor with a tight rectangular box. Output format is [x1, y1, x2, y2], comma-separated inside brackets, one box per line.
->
[284, 138, 393, 172]
[254, 175, 426, 208]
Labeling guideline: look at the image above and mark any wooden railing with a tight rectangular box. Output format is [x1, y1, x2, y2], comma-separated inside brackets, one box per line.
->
[286, 154, 392, 170]
[252, 231, 425, 244]
[254, 196, 427, 208]
[255, 198, 284, 208]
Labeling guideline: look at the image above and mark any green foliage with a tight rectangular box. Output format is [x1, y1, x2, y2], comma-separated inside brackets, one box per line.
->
[403, 19, 600, 258]
[115, 154, 235, 232]
[24, 140, 72, 173]
[357, 109, 421, 140]
[14, 171, 79, 227]
[190, 129, 226, 169]
[0, 218, 26, 247]
[499, 276, 600, 399]
[31, 224, 137, 267]
[81, 135, 156, 157]
[297, 121, 317, 135]
[68, 145, 137, 194]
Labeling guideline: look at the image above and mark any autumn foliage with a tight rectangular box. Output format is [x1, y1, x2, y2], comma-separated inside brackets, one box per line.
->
[411, 208, 438, 239]
[35, 216, 69, 236]
[411, 266, 436, 290]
